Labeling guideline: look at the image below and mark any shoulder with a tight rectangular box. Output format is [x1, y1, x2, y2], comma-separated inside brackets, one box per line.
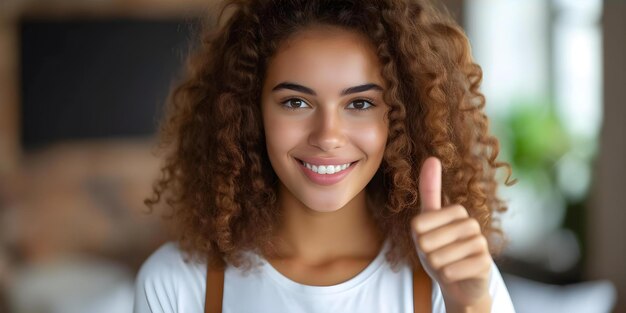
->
[133, 242, 206, 313]
[138, 242, 205, 280]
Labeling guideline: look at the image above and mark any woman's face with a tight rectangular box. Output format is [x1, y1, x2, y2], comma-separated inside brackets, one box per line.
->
[261, 25, 389, 213]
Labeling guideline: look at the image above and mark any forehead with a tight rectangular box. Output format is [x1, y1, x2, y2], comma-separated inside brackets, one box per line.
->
[264, 26, 384, 89]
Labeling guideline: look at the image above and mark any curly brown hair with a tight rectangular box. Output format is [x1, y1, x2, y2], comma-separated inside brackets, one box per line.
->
[145, 0, 516, 271]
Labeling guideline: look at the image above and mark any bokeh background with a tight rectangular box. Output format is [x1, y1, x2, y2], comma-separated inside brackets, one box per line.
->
[0, 0, 623, 312]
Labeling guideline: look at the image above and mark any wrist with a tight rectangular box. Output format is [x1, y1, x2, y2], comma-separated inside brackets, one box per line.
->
[443, 294, 492, 313]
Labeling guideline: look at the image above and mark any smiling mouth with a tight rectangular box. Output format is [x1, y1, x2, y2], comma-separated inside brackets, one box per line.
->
[295, 158, 358, 175]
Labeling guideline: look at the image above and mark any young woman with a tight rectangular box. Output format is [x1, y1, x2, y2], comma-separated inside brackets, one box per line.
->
[133, 0, 517, 312]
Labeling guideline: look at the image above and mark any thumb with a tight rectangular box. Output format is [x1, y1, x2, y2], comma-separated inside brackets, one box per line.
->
[419, 157, 442, 212]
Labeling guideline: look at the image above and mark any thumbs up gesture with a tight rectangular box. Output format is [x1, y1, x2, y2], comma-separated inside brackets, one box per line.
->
[411, 157, 492, 311]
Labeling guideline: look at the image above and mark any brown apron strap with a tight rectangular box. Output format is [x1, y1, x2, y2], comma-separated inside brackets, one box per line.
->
[205, 264, 224, 313]
[413, 262, 433, 313]
[204, 260, 432, 313]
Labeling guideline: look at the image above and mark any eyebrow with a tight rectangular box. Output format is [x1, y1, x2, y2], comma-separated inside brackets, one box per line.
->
[271, 82, 383, 96]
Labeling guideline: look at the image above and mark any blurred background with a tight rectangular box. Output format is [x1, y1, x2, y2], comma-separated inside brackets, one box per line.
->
[0, 0, 623, 312]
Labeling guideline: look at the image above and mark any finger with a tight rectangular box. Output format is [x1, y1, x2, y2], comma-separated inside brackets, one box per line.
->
[416, 216, 481, 253]
[440, 253, 492, 283]
[419, 157, 442, 212]
[427, 235, 488, 271]
[412, 204, 468, 235]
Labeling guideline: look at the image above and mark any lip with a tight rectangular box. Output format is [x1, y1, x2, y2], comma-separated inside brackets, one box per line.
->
[294, 157, 358, 186]
[296, 156, 357, 166]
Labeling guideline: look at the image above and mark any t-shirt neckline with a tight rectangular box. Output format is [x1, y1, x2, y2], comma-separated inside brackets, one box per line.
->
[257, 238, 390, 295]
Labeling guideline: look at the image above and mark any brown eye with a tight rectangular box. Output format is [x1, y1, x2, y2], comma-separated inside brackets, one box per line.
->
[347, 99, 374, 110]
[282, 98, 311, 110]
[290, 99, 304, 108]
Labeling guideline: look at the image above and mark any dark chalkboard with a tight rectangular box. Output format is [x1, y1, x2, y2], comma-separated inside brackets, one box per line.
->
[20, 18, 198, 151]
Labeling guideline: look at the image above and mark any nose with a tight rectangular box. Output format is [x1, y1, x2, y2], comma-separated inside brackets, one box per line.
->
[308, 107, 347, 151]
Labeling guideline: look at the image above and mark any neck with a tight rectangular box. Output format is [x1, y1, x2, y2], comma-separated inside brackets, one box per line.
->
[271, 182, 384, 265]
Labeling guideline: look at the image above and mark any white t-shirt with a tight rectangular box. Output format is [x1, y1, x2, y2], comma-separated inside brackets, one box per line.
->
[133, 238, 515, 313]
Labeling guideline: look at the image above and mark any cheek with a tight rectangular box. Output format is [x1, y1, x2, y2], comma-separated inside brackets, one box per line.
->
[352, 121, 388, 157]
[263, 112, 304, 155]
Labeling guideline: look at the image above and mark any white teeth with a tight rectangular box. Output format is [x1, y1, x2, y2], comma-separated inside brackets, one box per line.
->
[300, 160, 353, 175]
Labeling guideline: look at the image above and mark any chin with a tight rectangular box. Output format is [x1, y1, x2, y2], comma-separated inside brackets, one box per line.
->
[306, 204, 343, 213]
[299, 193, 353, 213]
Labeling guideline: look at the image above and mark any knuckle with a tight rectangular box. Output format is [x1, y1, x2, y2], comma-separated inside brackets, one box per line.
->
[417, 237, 430, 252]
[465, 218, 481, 233]
[441, 266, 454, 282]
[414, 218, 427, 234]
[479, 259, 492, 274]
[476, 236, 489, 250]
[481, 253, 492, 266]
[411, 216, 419, 231]
[452, 204, 469, 217]
[427, 253, 441, 270]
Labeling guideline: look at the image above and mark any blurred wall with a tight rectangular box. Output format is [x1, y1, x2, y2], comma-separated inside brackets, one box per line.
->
[0, 0, 215, 177]
[0, 1, 215, 312]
